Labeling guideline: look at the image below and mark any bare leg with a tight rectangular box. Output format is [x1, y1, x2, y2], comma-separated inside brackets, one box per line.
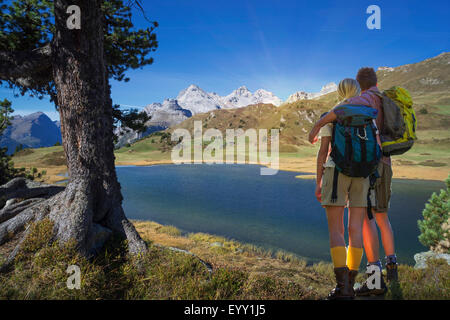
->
[348, 207, 365, 248]
[375, 212, 395, 256]
[354, 210, 389, 295]
[326, 206, 345, 248]
[363, 212, 380, 263]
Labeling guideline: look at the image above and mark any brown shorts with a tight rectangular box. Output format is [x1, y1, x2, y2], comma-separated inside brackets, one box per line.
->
[321, 167, 370, 208]
[370, 162, 393, 213]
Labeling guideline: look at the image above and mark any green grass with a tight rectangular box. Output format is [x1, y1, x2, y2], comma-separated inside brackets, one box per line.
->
[156, 225, 182, 237]
[384, 259, 450, 300]
[415, 129, 450, 140]
[0, 219, 320, 299]
[1, 219, 449, 300]
[115, 134, 172, 163]
[433, 105, 450, 116]
[12, 146, 64, 166]
[400, 138, 450, 165]
[278, 146, 318, 159]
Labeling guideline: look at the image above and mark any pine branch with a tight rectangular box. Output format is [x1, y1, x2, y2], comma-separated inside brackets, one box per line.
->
[0, 44, 52, 89]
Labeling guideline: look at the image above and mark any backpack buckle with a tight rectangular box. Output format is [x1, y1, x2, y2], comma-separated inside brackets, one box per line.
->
[357, 128, 368, 141]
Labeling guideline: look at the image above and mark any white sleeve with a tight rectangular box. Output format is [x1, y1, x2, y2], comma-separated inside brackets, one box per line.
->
[319, 123, 333, 138]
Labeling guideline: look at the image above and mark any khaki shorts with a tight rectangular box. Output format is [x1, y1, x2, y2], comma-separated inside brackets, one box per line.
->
[321, 167, 370, 208]
[370, 162, 393, 213]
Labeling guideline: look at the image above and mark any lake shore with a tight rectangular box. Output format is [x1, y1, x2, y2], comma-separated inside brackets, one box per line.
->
[11, 144, 448, 184]
[114, 156, 448, 182]
[14, 157, 448, 185]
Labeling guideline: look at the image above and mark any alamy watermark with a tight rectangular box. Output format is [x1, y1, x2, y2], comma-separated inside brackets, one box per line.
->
[66, 264, 81, 289]
[171, 121, 279, 175]
[66, 5, 81, 30]
[366, 265, 382, 290]
[366, 5, 381, 30]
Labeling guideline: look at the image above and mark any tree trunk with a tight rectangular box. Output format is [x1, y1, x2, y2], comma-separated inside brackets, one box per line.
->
[48, 0, 146, 255]
[0, 0, 146, 264]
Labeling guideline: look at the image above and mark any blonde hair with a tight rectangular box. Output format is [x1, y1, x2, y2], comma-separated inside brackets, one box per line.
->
[337, 78, 361, 101]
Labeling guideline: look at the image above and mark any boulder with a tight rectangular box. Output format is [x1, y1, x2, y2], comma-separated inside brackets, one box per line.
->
[414, 250, 450, 269]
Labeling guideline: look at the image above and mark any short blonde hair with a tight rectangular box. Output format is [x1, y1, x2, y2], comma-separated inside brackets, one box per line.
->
[337, 78, 361, 100]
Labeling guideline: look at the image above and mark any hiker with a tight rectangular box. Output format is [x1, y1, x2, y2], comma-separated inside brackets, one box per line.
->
[355, 67, 398, 295]
[312, 78, 381, 300]
[309, 68, 399, 296]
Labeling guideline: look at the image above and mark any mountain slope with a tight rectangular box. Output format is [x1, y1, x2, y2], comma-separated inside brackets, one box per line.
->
[286, 82, 337, 103]
[167, 99, 329, 151]
[115, 99, 192, 147]
[0, 112, 62, 154]
[313, 52, 450, 130]
[143, 99, 192, 127]
[377, 52, 450, 105]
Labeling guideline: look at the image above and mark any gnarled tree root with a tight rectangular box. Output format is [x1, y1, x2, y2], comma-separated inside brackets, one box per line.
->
[0, 177, 147, 273]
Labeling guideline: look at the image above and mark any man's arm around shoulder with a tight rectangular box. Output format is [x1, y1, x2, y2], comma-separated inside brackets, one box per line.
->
[308, 111, 337, 144]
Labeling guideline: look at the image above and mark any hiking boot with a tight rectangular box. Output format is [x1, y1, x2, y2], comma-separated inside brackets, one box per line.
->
[355, 267, 387, 297]
[348, 270, 358, 295]
[386, 262, 398, 282]
[327, 267, 354, 300]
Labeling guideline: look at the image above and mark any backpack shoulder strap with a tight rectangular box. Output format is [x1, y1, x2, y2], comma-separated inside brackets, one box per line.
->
[367, 89, 383, 98]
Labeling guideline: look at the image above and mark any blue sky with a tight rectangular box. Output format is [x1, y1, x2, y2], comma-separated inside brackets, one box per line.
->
[2, 0, 449, 120]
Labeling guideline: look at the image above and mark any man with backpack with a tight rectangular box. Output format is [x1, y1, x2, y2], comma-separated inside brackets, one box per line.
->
[353, 68, 398, 295]
[309, 67, 405, 296]
[352, 69, 417, 295]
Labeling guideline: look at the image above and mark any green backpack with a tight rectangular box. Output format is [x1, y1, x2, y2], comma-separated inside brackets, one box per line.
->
[371, 86, 417, 156]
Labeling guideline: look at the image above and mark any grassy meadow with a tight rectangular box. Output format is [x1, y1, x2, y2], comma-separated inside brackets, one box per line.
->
[1, 219, 448, 300]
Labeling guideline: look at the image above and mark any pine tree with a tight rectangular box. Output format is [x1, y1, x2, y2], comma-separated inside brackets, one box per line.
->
[418, 176, 450, 253]
[0, 99, 16, 185]
[0, 0, 158, 258]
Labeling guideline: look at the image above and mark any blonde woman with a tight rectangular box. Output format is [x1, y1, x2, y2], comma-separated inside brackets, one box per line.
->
[310, 78, 372, 300]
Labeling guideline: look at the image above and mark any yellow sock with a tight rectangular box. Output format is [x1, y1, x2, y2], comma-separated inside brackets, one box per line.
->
[347, 247, 364, 271]
[330, 246, 347, 268]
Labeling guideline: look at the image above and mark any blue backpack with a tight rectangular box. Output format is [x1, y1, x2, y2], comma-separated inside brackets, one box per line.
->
[329, 104, 382, 218]
[331, 104, 381, 178]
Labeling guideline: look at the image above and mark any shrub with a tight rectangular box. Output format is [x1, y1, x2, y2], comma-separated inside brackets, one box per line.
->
[384, 259, 450, 300]
[419, 107, 428, 114]
[418, 175, 450, 253]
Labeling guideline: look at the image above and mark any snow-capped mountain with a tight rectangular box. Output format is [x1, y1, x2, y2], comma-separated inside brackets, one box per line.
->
[317, 82, 338, 96]
[116, 84, 283, 146]
[176, 84, 223, 115]
[221, 86, 254, 109]
[115, 99, 192, 147]
[143, 99, 192, 127]
[378, 66, 394, 72]
[221, 86, 283, 109]
[177, 84, 282, 114]
[252, 89, 283, 107]
[286, 82, 337, 103]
